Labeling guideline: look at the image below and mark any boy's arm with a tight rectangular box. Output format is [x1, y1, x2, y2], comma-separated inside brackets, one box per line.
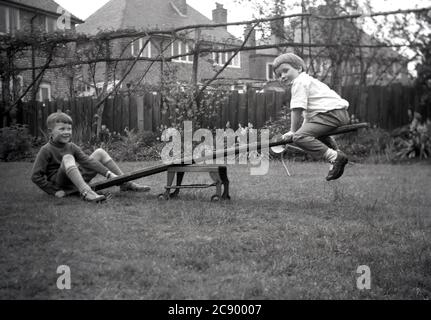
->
[31, 148, 61, 196]
[290, 108, 303, 132]
[282, 108, 303, 142]
[71, 144, 109, 177]
[285, 78, 308, 137]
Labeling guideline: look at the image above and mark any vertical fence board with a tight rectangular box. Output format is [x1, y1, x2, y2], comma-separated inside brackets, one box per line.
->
[221, 95, 229, 128]
[256, 92, 266, 128]
[152, 93, 161, 132]
[160, 96, 169, 128]
[129, 95, 138, 131]
[238, 92, 247, 128]
[104, 98, 114, 132]
[47, 100, 55, 116]
[86, 97, 93, 141]
[247, 89, 256, 127]
[265, 91, 275, 122]
[229, 91, 239, 129]
[114, 95, 122, 134]
[41, 101, 48, 134]
[144, 92, 153, 132]
[122, 96, 130, 132]
[57, 99, 64, 112]
[136, 96, 145, 131]
[274, 91, 284, 117]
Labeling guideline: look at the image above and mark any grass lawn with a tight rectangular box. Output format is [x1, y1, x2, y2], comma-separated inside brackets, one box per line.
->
[0, 160, 430, 299]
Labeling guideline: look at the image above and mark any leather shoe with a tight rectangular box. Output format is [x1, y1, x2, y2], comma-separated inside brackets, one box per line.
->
[326, 152, 348, 181]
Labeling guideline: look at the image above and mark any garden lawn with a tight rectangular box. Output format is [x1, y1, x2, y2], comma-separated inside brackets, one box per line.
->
[0, 161, 430, 299]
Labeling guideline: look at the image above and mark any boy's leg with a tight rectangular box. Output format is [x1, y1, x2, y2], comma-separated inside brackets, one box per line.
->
[318, 136, 339, 151]
[293, 111, 349, 180]
[292, 122, 336, 159]
[89, 148, 123, 175]
[89, 148, 150, 192]
[313, 109, 349, 152]
[59, 154, 105, 201]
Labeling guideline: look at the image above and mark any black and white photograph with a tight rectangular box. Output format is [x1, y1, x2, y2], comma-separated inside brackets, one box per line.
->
[0, 0, 430, 304]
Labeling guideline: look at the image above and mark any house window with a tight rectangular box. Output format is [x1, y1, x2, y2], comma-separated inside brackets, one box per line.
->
[46, 16, 57, 33]
[171, 40, 193, 63]
[267, 63, 275, 80]
[212, 50, 241, 68]
[12, 76, 24, 99]
[0, 76, 24, 99]
[0, 5, 20, 34]
[37, 83, 52, 102]
[131, 38, 152, 58]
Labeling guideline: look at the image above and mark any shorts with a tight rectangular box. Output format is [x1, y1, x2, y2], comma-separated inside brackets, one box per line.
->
[307, 108, 350, 127]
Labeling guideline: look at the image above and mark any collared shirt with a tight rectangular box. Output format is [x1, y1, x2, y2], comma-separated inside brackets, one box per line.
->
[290, 72, 349, 120]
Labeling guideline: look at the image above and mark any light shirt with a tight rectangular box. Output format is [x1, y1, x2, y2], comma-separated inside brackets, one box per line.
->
[290, 72, 349, 120]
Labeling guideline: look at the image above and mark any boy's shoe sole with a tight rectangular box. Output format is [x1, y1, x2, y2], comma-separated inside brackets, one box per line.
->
[326, 152, 348, 181]
[81, 190, 107, 203]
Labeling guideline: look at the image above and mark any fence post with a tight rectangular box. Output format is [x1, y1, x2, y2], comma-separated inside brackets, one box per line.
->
[247, 88, 256, 127]
[122, 95, 130, 132]
[229, 91, 239, 129]
[144, 92, 153, 132]
[238, 91, 247, 128]
[136, 95, 144, 132]
[265, 90, 275, 122]
[256, 92, 266, 128]
[114, 95, 122, 134]
[152, 92, 161, 133]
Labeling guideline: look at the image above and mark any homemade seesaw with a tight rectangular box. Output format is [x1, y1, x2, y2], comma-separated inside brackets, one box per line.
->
[66, 122, 369, 199]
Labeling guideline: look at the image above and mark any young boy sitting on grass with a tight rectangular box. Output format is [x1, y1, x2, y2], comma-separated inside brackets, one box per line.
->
[273, 52, 350, 181]
[31, 112, 150, 202]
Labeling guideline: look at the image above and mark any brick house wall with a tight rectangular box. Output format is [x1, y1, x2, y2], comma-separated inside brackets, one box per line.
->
[0, 0, 82, 103]
[82, 35, 250, 94]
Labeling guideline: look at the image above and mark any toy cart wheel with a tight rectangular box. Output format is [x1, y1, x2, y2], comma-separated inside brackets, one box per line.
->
[211, 195, 220, 202]
[158, 193, 169, 200]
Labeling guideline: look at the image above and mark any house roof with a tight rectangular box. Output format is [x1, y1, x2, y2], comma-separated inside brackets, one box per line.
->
[76, 0, 239, 43]
[2, 0, 83, 23]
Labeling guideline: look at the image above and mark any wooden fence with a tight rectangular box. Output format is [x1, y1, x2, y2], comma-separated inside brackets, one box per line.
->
[2, 84, 422, 141]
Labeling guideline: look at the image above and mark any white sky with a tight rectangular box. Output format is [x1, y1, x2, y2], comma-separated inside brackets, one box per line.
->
[53, 0, 430, 73]
[55, 0, 431, 36]
[54, 0, 431, 20]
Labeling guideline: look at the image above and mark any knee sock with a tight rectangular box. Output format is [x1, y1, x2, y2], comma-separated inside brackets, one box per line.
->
[65, 165, 90, 193]
[323, 148, 338, 163]
[103, 159, 124, 176]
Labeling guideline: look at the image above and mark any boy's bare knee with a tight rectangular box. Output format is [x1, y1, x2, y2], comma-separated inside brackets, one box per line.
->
[98, 148, 110, 156]
[62, 154, 75, 162]
[91, 148, 110, 163]
[62, 154, 76, 167]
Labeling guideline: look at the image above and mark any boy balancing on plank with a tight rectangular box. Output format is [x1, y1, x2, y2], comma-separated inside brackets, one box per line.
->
[31, 112, 150, 202]
[273, 52, 350, 181]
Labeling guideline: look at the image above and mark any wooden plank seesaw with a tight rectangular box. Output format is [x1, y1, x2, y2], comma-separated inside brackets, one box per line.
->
[66, 122, 369, 196]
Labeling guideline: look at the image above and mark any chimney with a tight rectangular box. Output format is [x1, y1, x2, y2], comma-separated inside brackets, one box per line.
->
[244, 24, 256, 53]
[172, 0, 187, 16]
[212, 3, 227, 29]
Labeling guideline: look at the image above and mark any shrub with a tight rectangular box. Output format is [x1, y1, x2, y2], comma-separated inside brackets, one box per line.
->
[0, 124, 33, 161]
[160, 72, 230, 132]
[389, 112, 431, 160]
[82, 126, 164, 162]
[337, 127, 392, 162]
